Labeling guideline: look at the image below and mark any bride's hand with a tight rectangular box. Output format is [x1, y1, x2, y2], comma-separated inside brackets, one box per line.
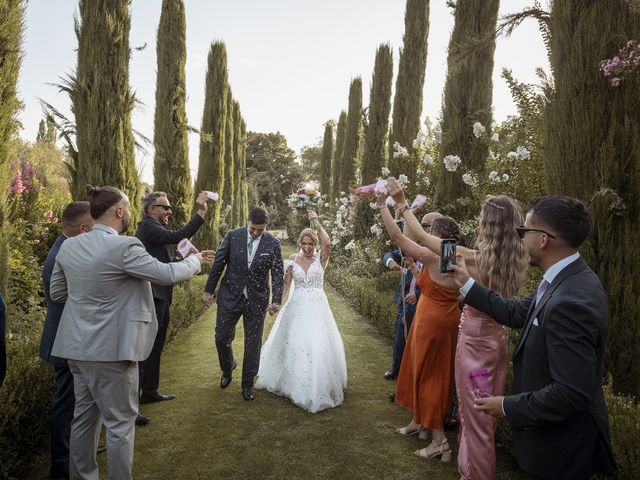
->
[307, 210, 318, 220]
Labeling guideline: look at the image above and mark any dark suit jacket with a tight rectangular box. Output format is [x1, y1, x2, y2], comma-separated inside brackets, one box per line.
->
[205, 227, 284, 316]
[382, 250, 420, 306]
[0, 290, 6, 387]
[465, 257, 615, 479]
[39, 234, 67, 369]
[135, 214, 204, 303]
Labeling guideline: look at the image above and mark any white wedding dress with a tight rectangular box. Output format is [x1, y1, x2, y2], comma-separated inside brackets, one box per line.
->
[256, 253, 347, 413]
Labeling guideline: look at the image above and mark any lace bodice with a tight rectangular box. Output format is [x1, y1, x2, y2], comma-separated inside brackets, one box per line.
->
[285, 255, 324, 290]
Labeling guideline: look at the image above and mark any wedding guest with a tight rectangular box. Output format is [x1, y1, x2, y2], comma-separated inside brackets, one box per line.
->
[377, 192, 462, 461]
[135, 191, 208, 406]
[452, 195, 616, 479]
[388, 178, 527, 479]
[39, 201, 94, 480]
[50, 185, 209, 480]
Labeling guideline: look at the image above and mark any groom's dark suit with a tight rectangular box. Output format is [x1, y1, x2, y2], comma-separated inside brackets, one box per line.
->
[205, 227, 284, 387]
[464, 257, 615, 479]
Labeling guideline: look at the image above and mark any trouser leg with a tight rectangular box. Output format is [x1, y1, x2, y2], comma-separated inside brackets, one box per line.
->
[241, 305, 266, 388]
[215, 304, 243, 374]
[140, 298, 170, 396]
[50, 363, 75, 478]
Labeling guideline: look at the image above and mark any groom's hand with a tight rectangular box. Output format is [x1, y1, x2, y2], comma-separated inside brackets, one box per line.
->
[203, 292, 215, 308]
[267, 303, 280, 316]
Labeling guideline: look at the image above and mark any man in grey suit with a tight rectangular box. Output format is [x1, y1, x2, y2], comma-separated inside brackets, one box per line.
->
[50, 185, 211, 480]
[39, 200, 93, 480]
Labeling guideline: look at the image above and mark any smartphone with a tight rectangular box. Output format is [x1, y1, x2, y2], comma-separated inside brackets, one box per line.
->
[440, 239, 457, 273]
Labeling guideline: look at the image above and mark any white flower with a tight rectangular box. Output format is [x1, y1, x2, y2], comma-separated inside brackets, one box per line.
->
[502, 173, 510, 182]
[418, 175, 431, 188]
[370, 224, 384, 237]
[392, 142, 409, 159]
[443, 155, 462, 172]
[344, 240, 356, 251]
[385, 240, 392, 246]
[381, 166, 390, 176]
[491, 133, 499, 142]
[375, 258, 382, 264]
[488, 170, 501, 184]
[331, 238, 340, 246]
[473, 122, 486, 138]
[462, 171, 479, 188]
[413, 128, 428, 150]
[324, 203, 329, 207]
[369, 202, 378, 210]
[340, 197, 349, 206]
[516, 146, 530, 160]
[422, 153, 433, 165]
[432, 123, 442, 144]
[507, 151, 518, 160]
[398, 174, 409, 186]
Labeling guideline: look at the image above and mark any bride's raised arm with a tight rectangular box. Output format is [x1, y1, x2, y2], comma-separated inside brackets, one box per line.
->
[309, 210, 330, 269]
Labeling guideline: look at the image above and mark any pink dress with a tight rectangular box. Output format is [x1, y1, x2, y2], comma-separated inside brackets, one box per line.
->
[456, 304, 507, 480]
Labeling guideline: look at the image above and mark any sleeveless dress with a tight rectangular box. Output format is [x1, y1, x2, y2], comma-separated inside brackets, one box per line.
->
[255, 254, 347, 413]
[395, 268, 460, 429]
[456, 304, 507, 480]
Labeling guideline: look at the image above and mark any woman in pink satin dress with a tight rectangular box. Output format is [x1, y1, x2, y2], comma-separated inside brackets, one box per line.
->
[386, 179, 527, 479]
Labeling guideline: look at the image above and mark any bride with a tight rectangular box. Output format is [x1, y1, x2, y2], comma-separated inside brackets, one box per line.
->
[256, 211, 347, 413]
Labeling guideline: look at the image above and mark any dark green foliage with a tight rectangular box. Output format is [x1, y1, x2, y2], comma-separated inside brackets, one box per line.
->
[339, 77, 363, 193]
[433, 0, 500, 217]
[245, 131, 303, 227]
[331, 111, 347, 200]
[239, 119, 249, 222]
[230, 101, 243, 228]
[153, 0, 192, 229]
[388, 0, 429, 193]
[36, 119, 46, 143]
[70, 0, 141, 223]
[222, 90, 235, 230]
[361, 43, 393, 184]
[0, 0, 24, 297]
[192, 41, 227, 250]
[543, 0, 640, 397]
[300, 144, 322, 181]
[167, 275, 208, 343]
[319, 121, 334, 198]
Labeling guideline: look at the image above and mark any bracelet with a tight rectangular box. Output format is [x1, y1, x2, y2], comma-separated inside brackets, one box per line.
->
[396, 205, 409, 216]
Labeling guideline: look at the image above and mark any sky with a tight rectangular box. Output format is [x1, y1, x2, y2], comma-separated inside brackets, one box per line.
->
[17, 1, 549, 184]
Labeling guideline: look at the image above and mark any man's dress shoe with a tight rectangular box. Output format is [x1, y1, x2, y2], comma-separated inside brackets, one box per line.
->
[140, 392, 176, 404]
[242, 387, 255, 401]
[383, 369, 397, 380]
[388, 392, 396, 402]
[135, 414, 150, 426]
[220, 360, 237, 389]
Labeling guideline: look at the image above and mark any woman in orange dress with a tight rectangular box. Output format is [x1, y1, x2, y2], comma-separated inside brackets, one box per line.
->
[377, 193, 464, 461]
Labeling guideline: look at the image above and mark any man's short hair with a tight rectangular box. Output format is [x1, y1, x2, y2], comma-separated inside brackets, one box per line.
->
[85, 185, 124, 219]
[142, 191, 167, 214]
[527, 195, 591, 248]
[248, 207, 269, 225]
[61, 201, 90, 226]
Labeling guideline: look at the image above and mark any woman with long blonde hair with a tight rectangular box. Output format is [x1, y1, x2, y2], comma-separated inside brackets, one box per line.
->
[385, 178, 527, 479]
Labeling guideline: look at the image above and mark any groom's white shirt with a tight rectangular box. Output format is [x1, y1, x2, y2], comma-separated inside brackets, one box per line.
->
[244, 229, 263, 298]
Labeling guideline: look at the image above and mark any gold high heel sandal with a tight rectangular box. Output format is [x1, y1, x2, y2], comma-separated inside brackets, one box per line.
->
[415, 439, 452, 462]
[395, 424, 423, 436]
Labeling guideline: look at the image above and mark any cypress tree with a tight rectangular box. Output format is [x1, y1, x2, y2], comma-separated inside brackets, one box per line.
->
[319, 121, 334, 199]
[388, 0, 430, 195]
[36, 119, 47, 143]
[153, 0, 191, 229]
[192, 41, 228, 250]
[45, 114, 56, 143]
[433, 0, 500, 216]
[331, 111, 347, 200]
[238, 118, 248, 221]
[543, 0, 640, 396]
[0, 0, 24, 296]
[231, 101, 242, 227]
[362, 43, 394, 184]
[339, 77, 363, 193]
[71, 0, 140, 222]
[222, 89, 235, 230]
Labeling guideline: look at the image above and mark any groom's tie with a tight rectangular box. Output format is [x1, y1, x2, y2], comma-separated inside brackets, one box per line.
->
[248, 237, 256, 256]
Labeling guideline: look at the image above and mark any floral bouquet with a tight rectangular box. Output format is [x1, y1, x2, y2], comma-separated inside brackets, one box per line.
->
[287, 187, 322, 211]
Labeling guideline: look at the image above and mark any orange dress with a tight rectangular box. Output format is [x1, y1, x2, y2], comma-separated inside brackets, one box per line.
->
[395, 267, 460, 429]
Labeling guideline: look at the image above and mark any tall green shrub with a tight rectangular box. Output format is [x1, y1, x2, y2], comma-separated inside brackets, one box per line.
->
[339, 77, 363, 193]
[0, 0, 24, 297]
[433, 0, 500, 217]
[71, 0, 140, 221]
[153, 0, 192, 228]
[239, 118, 248, 220]
[222, 90, 235, 230]
[231, 101, 242, 227]
[331, 111, 347, 200]
[192, 41, 228, 250]
[543, 0, 640, 397]
[319, 121, 334, 199]
[388, 0, 430, 196]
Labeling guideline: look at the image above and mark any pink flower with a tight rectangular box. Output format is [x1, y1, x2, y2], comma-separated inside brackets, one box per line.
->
[611, 77, 621, 86]
[11, 171, 25, 194]
[44, 210, 53, 218]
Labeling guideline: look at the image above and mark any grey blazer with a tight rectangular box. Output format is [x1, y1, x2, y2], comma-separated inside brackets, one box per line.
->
[50, 223, 200, 362]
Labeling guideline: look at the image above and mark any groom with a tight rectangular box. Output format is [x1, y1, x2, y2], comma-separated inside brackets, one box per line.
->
[203, 207, 284, 400]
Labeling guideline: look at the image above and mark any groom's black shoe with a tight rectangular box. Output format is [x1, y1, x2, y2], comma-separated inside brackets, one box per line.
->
[242, 386, 255, 401]
[140, 392, 175, 404]
[220, 360, 238, 389]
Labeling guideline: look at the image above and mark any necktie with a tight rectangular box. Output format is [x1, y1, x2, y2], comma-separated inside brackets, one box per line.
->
[248, 237, 256, 256]
[536, 279, 550, 306]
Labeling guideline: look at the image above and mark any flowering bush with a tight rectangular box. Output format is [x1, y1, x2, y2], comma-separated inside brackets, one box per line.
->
[600, 40, 640, 87]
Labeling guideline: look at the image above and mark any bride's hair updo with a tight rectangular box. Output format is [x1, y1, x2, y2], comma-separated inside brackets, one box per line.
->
[298, 228, 319, 247]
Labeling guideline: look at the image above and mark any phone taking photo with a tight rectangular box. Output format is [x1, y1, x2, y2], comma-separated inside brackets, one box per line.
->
[440, 239, 457, 273]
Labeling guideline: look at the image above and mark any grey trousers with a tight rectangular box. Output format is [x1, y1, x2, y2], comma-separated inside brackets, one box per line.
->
[68, 360, 138, 480]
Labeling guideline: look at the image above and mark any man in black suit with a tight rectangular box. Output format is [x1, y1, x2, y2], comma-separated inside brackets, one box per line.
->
[135, 190, 208, 404]
[203, 207, 284, 401]
[452, 195, 615, 480]
[39, 201, 94, 480]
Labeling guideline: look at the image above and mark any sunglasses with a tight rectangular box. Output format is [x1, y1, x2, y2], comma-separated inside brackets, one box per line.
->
[516, 226, 556, 239]
[421, 223, 431, 229]
[152, 204, 172, 211]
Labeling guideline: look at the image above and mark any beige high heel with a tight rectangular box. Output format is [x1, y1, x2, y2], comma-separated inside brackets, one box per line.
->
[415, 439, 452, 462]
[395, 424, 422, 436]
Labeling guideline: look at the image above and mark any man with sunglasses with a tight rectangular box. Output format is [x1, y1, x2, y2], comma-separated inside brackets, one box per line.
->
[451, 195, 615, 479]
[135, 191, 209, 409]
